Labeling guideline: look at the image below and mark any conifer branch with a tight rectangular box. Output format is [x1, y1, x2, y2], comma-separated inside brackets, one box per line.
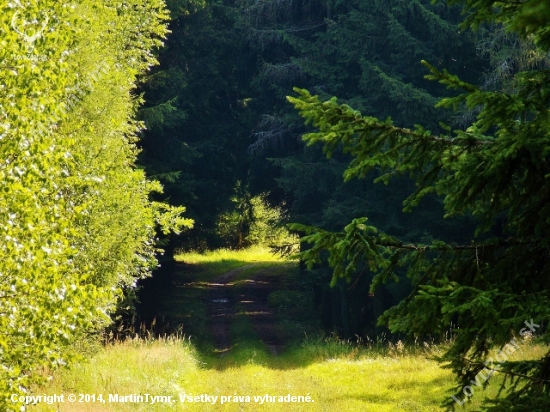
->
[460, 356, 550, 383]
[378, 238, 538, 252]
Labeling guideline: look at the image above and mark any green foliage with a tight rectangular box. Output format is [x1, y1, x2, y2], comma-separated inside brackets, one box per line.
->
[215, 181, 254, 249]
[216, 182, 294, 249]
[448, 0, 550, 51]
[288, 2, 550, 410]
[136, 0, 481, 262]
[248, 194, 295, 247]
[236, 0, 484, 339]
[0, 0, 191, 409]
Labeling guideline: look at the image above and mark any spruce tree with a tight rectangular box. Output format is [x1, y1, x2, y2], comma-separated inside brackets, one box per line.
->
[288, 1, 550, 410]
[243, 0, 482, 336]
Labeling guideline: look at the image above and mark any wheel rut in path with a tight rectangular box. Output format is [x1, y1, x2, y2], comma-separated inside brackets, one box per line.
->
[207, 264, 285, 356]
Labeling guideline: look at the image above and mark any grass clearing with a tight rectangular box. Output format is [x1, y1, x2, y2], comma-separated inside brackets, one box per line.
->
[30, 336, 545, 411]
[175, 245, 286, 263]
[27, 337, 450, 412]
[28, 248, 547, 411]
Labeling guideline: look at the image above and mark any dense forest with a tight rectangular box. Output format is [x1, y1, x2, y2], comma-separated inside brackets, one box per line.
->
[137, 0, 484, 335]
[2, 0, 550, 410]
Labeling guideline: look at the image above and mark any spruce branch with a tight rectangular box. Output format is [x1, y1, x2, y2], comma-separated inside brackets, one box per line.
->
[460, 356, 550, 384]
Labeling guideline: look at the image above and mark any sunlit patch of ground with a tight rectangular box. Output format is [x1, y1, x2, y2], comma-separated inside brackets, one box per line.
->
[30, 336, 545, 411]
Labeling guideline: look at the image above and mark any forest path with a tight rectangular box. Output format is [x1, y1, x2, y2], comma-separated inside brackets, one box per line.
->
[206, 264, 286, 356]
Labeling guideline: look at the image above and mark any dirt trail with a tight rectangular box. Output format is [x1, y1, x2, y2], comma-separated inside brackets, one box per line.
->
[207, 264, 285, 356]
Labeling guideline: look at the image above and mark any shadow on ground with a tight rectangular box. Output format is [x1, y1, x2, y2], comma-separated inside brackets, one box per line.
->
[149, 260, 327, 371]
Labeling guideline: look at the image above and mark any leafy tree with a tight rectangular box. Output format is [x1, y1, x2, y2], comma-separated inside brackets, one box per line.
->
[0, 1, 190, 409]
[288, 1, 550, 410]
[216, 183, 294, 249]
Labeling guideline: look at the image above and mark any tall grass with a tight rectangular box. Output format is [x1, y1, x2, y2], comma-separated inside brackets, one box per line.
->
[30, 334, 546, 412]
[26, 336, 446, 412]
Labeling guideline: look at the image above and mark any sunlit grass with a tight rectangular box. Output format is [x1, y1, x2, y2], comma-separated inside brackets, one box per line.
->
[29, 335, 545, 412]
[27, 337, 451, 412]
[172, 246, 294, 280]
[175, 245, 290, 265]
